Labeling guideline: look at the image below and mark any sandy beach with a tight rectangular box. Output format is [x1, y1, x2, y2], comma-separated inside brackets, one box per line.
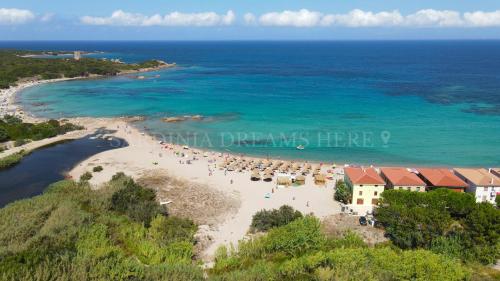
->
[63, 117, 343, 261]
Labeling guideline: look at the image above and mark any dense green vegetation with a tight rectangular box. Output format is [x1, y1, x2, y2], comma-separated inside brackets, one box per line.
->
[334, 180, 351, 204]
[0, 174, 203, 281]
[0, 173, 498, 280]
[0, 50, 164, 88]
[210, 216, 473, 280]
[376, 189, 500, 265]
[0, 149, 30, 170]
[0, 115, 83, 143]
[250, 205, 303, 232]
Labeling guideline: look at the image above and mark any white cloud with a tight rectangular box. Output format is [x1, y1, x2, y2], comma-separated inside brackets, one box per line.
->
[244, 13, 256, 25]
[464, 10, 500, 27]
[248, 9, 500, 28]
[40, 13, 54, 22]
[0, 8, 35, 25]
[406, 9, 463, 27]
[259, 9, 323, 27]
[80, 10, 235, 27]
[329, 9, 404, 27]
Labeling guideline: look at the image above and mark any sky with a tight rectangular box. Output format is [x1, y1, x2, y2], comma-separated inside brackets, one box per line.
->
[1, 0, 500, 40]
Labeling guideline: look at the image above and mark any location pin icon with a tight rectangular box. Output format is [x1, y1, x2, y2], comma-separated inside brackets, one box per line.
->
[381, 131, 391, 148]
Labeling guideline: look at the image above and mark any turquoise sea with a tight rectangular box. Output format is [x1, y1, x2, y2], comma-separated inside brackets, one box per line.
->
[4, 41, 500, 167]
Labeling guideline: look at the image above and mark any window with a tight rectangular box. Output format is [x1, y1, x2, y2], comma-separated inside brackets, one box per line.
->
[407, 187, 411, 191]
[416, 187, 420, 191]
[359, 191, 363, 196]
[375, 185, 378, 187]
[374, 191, 378, 196]
[357, 198, 364, 205]
[372, 199, 379, 205]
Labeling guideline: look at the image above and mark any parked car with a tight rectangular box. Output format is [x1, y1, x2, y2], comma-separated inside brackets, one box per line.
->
[359, 216, 367, 226]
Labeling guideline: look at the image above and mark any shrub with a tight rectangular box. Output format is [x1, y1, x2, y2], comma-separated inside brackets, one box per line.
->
[111, 172, 127, 181]
[264, 216, 325, 257]
[79, 172, 92, 182]
[0, 127, 8, 142]
[250, 205, 303, 232]
[334, 180, 351, 204]
[93, 165, 103, 172]
[0, 150, 29, 170]
[14, 139, 29, 147]
[149, 216, 197, 245]
[3, 115, 22, 125]
[110, 179, 165, 226]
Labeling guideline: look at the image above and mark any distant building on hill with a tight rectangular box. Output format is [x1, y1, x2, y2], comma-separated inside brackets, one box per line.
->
[454, 168, 500, 204]
[74, 51, 81, 61]
[344, 167, 386, 215]
[380, 167, 426, 192]
[416, 168, 467, 192]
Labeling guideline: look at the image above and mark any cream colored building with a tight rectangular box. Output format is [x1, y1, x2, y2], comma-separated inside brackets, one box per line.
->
[344, 167, 386, 215]
[454, 168, 500, 204]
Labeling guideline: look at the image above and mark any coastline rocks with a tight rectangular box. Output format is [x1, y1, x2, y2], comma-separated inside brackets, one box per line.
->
[118, 116, 146, 123]
[162, 115, 204, 123]
[163, 116, 187, 123]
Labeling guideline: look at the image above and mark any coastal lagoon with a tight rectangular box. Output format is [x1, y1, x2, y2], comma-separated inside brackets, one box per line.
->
[0, 133, 126, 207]
[5, 41, 500, 166]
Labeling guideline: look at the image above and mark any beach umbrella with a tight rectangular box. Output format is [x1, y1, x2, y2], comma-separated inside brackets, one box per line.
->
[314, 174, 327, 185]
[295, 175, 306, 185]
[263, 172, 273, 182]
[251, 170, 261, 181]
[277, 175, 292, 186]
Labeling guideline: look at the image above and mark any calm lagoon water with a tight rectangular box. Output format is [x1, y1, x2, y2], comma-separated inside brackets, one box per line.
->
[3, 41, 500, 167]
[0, 133, 126, 207]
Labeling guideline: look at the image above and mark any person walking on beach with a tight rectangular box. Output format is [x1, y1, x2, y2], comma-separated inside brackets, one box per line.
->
[230, 179, 233, 184]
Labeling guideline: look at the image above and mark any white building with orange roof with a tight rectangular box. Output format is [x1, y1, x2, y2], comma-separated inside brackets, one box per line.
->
[454, 168, 500, 204]
[380, 167, 426, 192]
[344, 167, 386, 215]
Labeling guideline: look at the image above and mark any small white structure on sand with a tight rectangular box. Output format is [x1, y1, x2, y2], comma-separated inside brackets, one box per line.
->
[74, 51, 81, 61]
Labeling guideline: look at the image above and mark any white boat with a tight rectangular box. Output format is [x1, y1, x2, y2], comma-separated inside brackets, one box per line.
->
[296, 145, 305, 150]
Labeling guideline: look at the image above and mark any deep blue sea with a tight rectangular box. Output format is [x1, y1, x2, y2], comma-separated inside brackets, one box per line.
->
[2, 41, 500, 167]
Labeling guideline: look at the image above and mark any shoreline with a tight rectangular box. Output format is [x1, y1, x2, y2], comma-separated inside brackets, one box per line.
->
[0, 62, 175, 120]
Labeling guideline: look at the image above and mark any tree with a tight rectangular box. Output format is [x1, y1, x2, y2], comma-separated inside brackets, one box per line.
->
[334, 180, 351, 204]
[376, 189, 500, 264]
[462, 202, 500, 264]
